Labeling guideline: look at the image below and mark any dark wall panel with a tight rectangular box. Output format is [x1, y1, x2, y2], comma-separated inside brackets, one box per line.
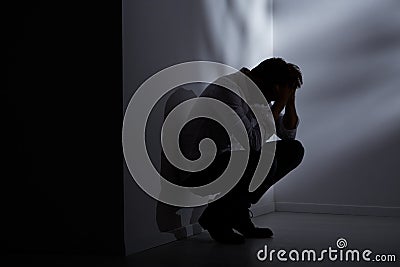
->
[6, 1, 124, 255]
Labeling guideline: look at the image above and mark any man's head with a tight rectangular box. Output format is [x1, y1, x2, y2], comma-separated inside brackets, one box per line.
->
[249, 57, 303, 101]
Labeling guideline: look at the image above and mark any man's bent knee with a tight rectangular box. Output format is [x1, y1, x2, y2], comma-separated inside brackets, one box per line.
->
[277, 139, 304, 167]
[290, 139, 304, 166]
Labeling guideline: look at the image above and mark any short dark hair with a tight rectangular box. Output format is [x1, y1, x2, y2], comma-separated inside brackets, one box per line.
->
[251, 57, 303, 89]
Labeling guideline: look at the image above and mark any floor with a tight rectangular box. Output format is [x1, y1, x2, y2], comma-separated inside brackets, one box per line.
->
[126, 212, 400, 267]
[10, 212, 400, 266]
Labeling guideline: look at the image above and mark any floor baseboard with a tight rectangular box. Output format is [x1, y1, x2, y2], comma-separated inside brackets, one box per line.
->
[275, 202, 400, 217]
[251, 202, 275, 217]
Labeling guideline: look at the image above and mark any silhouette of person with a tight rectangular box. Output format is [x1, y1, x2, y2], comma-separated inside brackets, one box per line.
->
[189, 58, 305, 244]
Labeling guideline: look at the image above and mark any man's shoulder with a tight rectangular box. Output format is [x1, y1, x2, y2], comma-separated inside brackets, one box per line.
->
[200, 71, 242, 96]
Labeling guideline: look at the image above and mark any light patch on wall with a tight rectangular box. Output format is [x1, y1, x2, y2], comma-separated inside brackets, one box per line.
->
[273, 0, 400, 210]
[201, 0, 274, 68]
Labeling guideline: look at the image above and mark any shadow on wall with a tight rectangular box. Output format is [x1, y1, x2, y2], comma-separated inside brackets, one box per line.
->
[146, 86, 206, 238]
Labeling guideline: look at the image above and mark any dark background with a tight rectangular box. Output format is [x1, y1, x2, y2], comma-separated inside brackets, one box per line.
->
[5, 1, 124, 255]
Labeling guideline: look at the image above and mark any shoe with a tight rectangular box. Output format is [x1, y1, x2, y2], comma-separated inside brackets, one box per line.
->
[198, 207, 245, 244]
[232, 209, 273, 238]
[205, 225, 245, 244]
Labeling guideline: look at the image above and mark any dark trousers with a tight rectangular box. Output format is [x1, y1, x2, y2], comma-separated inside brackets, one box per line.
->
[204, 139, 304, 223]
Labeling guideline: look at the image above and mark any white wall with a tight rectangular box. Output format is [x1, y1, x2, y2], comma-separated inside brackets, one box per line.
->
[123, 0, 274, 255]
[272, 0, 400, 216]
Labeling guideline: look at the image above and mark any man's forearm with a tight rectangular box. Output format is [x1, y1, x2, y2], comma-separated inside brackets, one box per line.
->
[271, 101, 285, 123]
[282, 96, 298, 130]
